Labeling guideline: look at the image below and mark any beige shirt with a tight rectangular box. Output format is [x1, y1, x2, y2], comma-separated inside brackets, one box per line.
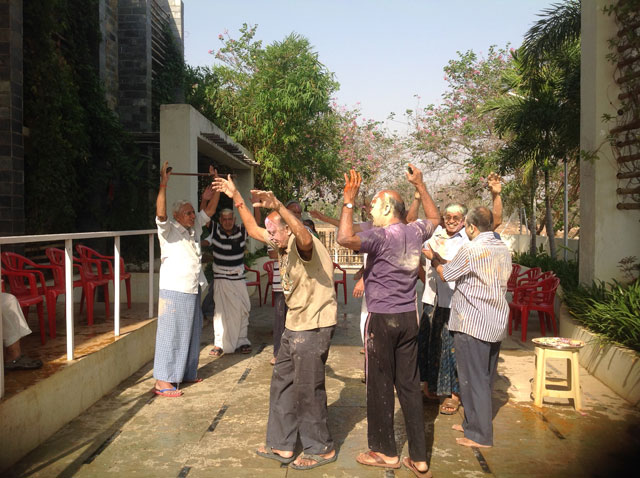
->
[268, 234, 337, 331]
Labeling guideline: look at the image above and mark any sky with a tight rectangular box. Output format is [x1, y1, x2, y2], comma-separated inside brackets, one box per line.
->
[183, 0, 555, 133]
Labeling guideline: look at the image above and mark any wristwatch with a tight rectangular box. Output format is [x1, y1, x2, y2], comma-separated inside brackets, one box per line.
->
[343, 203, 354, 209]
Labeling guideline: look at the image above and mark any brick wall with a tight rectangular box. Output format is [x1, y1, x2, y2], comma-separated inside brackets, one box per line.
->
[0, 0, 24, 236]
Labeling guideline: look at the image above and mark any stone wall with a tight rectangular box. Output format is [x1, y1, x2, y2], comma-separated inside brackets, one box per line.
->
[0, 0, 24, 236]
[117, 0, 153, 132]
[99, 0, 119, 110]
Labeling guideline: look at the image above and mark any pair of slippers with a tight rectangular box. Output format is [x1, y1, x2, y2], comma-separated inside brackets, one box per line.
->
[4, 355, 43, 370]
[256, 447, 337, 470]
[357, 451, 432, 478]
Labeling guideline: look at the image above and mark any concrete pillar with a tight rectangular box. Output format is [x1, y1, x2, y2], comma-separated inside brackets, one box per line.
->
[159, 104, 199, 210]
[0, 0, 24, 236]
[579, 0, 640, 284]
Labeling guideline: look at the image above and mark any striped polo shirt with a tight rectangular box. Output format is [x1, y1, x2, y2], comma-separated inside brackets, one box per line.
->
[442, 231, 512, 342]
[209, 222, 247, 280]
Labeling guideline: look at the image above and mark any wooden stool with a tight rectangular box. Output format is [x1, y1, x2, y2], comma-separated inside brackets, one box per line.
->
[532, 339, 584, 410]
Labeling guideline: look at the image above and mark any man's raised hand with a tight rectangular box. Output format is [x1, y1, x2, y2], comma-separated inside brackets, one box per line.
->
[212, 175, 237, 198]
[406, 163, 423, 187]
[251, 190, 282, 210]
[343, 169, 362, 204]
[160, 161, 171, 185]
[487, 172, 502, 195]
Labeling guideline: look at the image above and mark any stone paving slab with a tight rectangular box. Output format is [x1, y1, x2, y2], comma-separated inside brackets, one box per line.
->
[5, 277, 640, 477]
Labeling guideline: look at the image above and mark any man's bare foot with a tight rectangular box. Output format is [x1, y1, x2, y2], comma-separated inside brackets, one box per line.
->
[356, 450, 400, 468]
[452, 424, 464, 432]
[155, 379, 174, 391]
[456, 437, 492, 448]
[292, 449, 335, 468]
[256, 445, 293, 459]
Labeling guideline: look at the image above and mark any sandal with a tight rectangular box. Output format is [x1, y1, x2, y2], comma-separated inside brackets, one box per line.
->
[356, 451, 401, 469]
[209, 347, 224, 358]
[290, 453, 337, 470]
[440, 397, 460, 415]
[256, 446, 296, 464]
[4, 355, 43, 370]
[153, 387, 183, 397]
[236, 344, 252, 354]
[402, 457, 433, 478]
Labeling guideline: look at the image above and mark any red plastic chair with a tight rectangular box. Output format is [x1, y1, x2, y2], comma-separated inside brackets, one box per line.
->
[2, 269, 47, 344]
[1, 252, 52, 342]
[506, 264, 522, 293]
[262, 260, 276, 306]
[508, 276, 560, 341]
[45, 248, 87, 335]
[2, 268, 49, 344]
[244, 264, 262, 307]
[75, 245, 131, 309]
[333, 263, 347, 304]
[75, 254, 111, 326]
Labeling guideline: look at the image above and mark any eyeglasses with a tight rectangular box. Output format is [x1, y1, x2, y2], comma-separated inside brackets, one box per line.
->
[444, 215, 463, 223]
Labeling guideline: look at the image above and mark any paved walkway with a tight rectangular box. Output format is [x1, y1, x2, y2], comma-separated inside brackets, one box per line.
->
[6, 277, 640, 477]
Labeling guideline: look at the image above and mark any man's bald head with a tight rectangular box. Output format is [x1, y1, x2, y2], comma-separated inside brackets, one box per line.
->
[466, 206, 493, 232]
[378, 190, 406, 220]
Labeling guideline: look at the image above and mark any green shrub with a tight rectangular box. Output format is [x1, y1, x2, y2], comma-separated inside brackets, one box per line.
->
[512, 251, 579, 291]
[563, 280, 640, 352]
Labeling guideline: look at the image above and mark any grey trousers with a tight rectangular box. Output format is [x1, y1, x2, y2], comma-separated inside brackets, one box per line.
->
[453, 332, 501, 446]
[266, 326, 335, 455]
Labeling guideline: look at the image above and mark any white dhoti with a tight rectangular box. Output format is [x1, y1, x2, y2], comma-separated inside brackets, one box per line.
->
[2, 292, 32, 347]
[213, 265, 251, 353]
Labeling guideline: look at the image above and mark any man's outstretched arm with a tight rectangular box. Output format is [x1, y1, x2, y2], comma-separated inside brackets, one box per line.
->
[156, 161, 170, 221]
[406, 163, 440, 227]
[212, 176, 267, 243]
[488, 172, 503, 231]
[337, 170, 363, 251]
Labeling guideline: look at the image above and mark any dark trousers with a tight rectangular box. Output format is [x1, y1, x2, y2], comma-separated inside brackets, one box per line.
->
[266, 326, 335, 455]
[272, 292, 286, 357]
[453, 332, 501, 446]
[417, 303, 435, 383]
[365, 311, 426, 461]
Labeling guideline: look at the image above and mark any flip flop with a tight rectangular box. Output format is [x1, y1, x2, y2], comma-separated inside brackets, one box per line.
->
[402, 457, 433, 478]
[182, 378, 203, 384]
[4, 355, 43, 370]
[236, 344, 252, 354]
[289, 453, 337, 470]
[356, 451, 401, 469]
[153, 387, 183, 397]
[440, 397, 460, 415]
[209, 347, 224, 358]
[256, 447, 296, 464]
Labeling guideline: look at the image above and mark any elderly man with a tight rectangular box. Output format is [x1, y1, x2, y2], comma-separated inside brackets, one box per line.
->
[213, 175, 338, 471]
[153, 161, 218, 397]
[429, 206, 511, 448]
[419, 173, 503, 414]
[206, 207, 251, 357]
[337, 165, 439, 477]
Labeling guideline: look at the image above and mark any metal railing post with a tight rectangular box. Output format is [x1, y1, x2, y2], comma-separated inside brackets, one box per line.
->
[148, 234, 154, 318]
[64, 238, 75, 360]
[114, 236, 121, 337]
[1, 244, 4, 398]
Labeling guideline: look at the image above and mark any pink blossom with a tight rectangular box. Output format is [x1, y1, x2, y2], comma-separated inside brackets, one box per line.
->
[208, 49, 214, 54]
[461, 116, 468, 122]
[218, 34, 224, 40]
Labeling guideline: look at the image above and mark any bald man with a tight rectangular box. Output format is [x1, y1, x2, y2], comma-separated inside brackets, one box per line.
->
[337, 166, 439, 476]
[212, 176, 337, 471]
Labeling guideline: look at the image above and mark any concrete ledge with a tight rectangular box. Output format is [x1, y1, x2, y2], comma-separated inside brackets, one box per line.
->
[0, 320, 157, 472]
[559, 304, 640, 407]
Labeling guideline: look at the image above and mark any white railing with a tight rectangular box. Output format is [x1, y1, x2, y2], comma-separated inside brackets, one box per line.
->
[0, 229, 156, 398]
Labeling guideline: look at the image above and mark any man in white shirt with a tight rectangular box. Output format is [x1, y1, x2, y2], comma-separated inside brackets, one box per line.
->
[152, 161, 218, 397]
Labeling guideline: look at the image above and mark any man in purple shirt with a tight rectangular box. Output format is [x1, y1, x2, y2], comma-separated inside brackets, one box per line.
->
[337, 166, 439, 477]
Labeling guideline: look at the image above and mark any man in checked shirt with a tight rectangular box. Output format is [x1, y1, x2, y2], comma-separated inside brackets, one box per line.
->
[426, 206, 511, 448]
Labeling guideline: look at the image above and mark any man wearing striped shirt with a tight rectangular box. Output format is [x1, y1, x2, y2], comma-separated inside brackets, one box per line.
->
[208, 209, 252, 356]
[428, 206, 512, 448]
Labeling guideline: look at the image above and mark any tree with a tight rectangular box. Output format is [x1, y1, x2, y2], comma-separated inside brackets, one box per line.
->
[195, 24, 342, 200]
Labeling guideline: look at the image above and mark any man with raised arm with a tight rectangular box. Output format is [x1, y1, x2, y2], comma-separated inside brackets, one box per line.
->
[336, 165, 439, 477]
[427, 206, 511, 449]
[212, 175, 337, 471]
[152, 161, 218, 397]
